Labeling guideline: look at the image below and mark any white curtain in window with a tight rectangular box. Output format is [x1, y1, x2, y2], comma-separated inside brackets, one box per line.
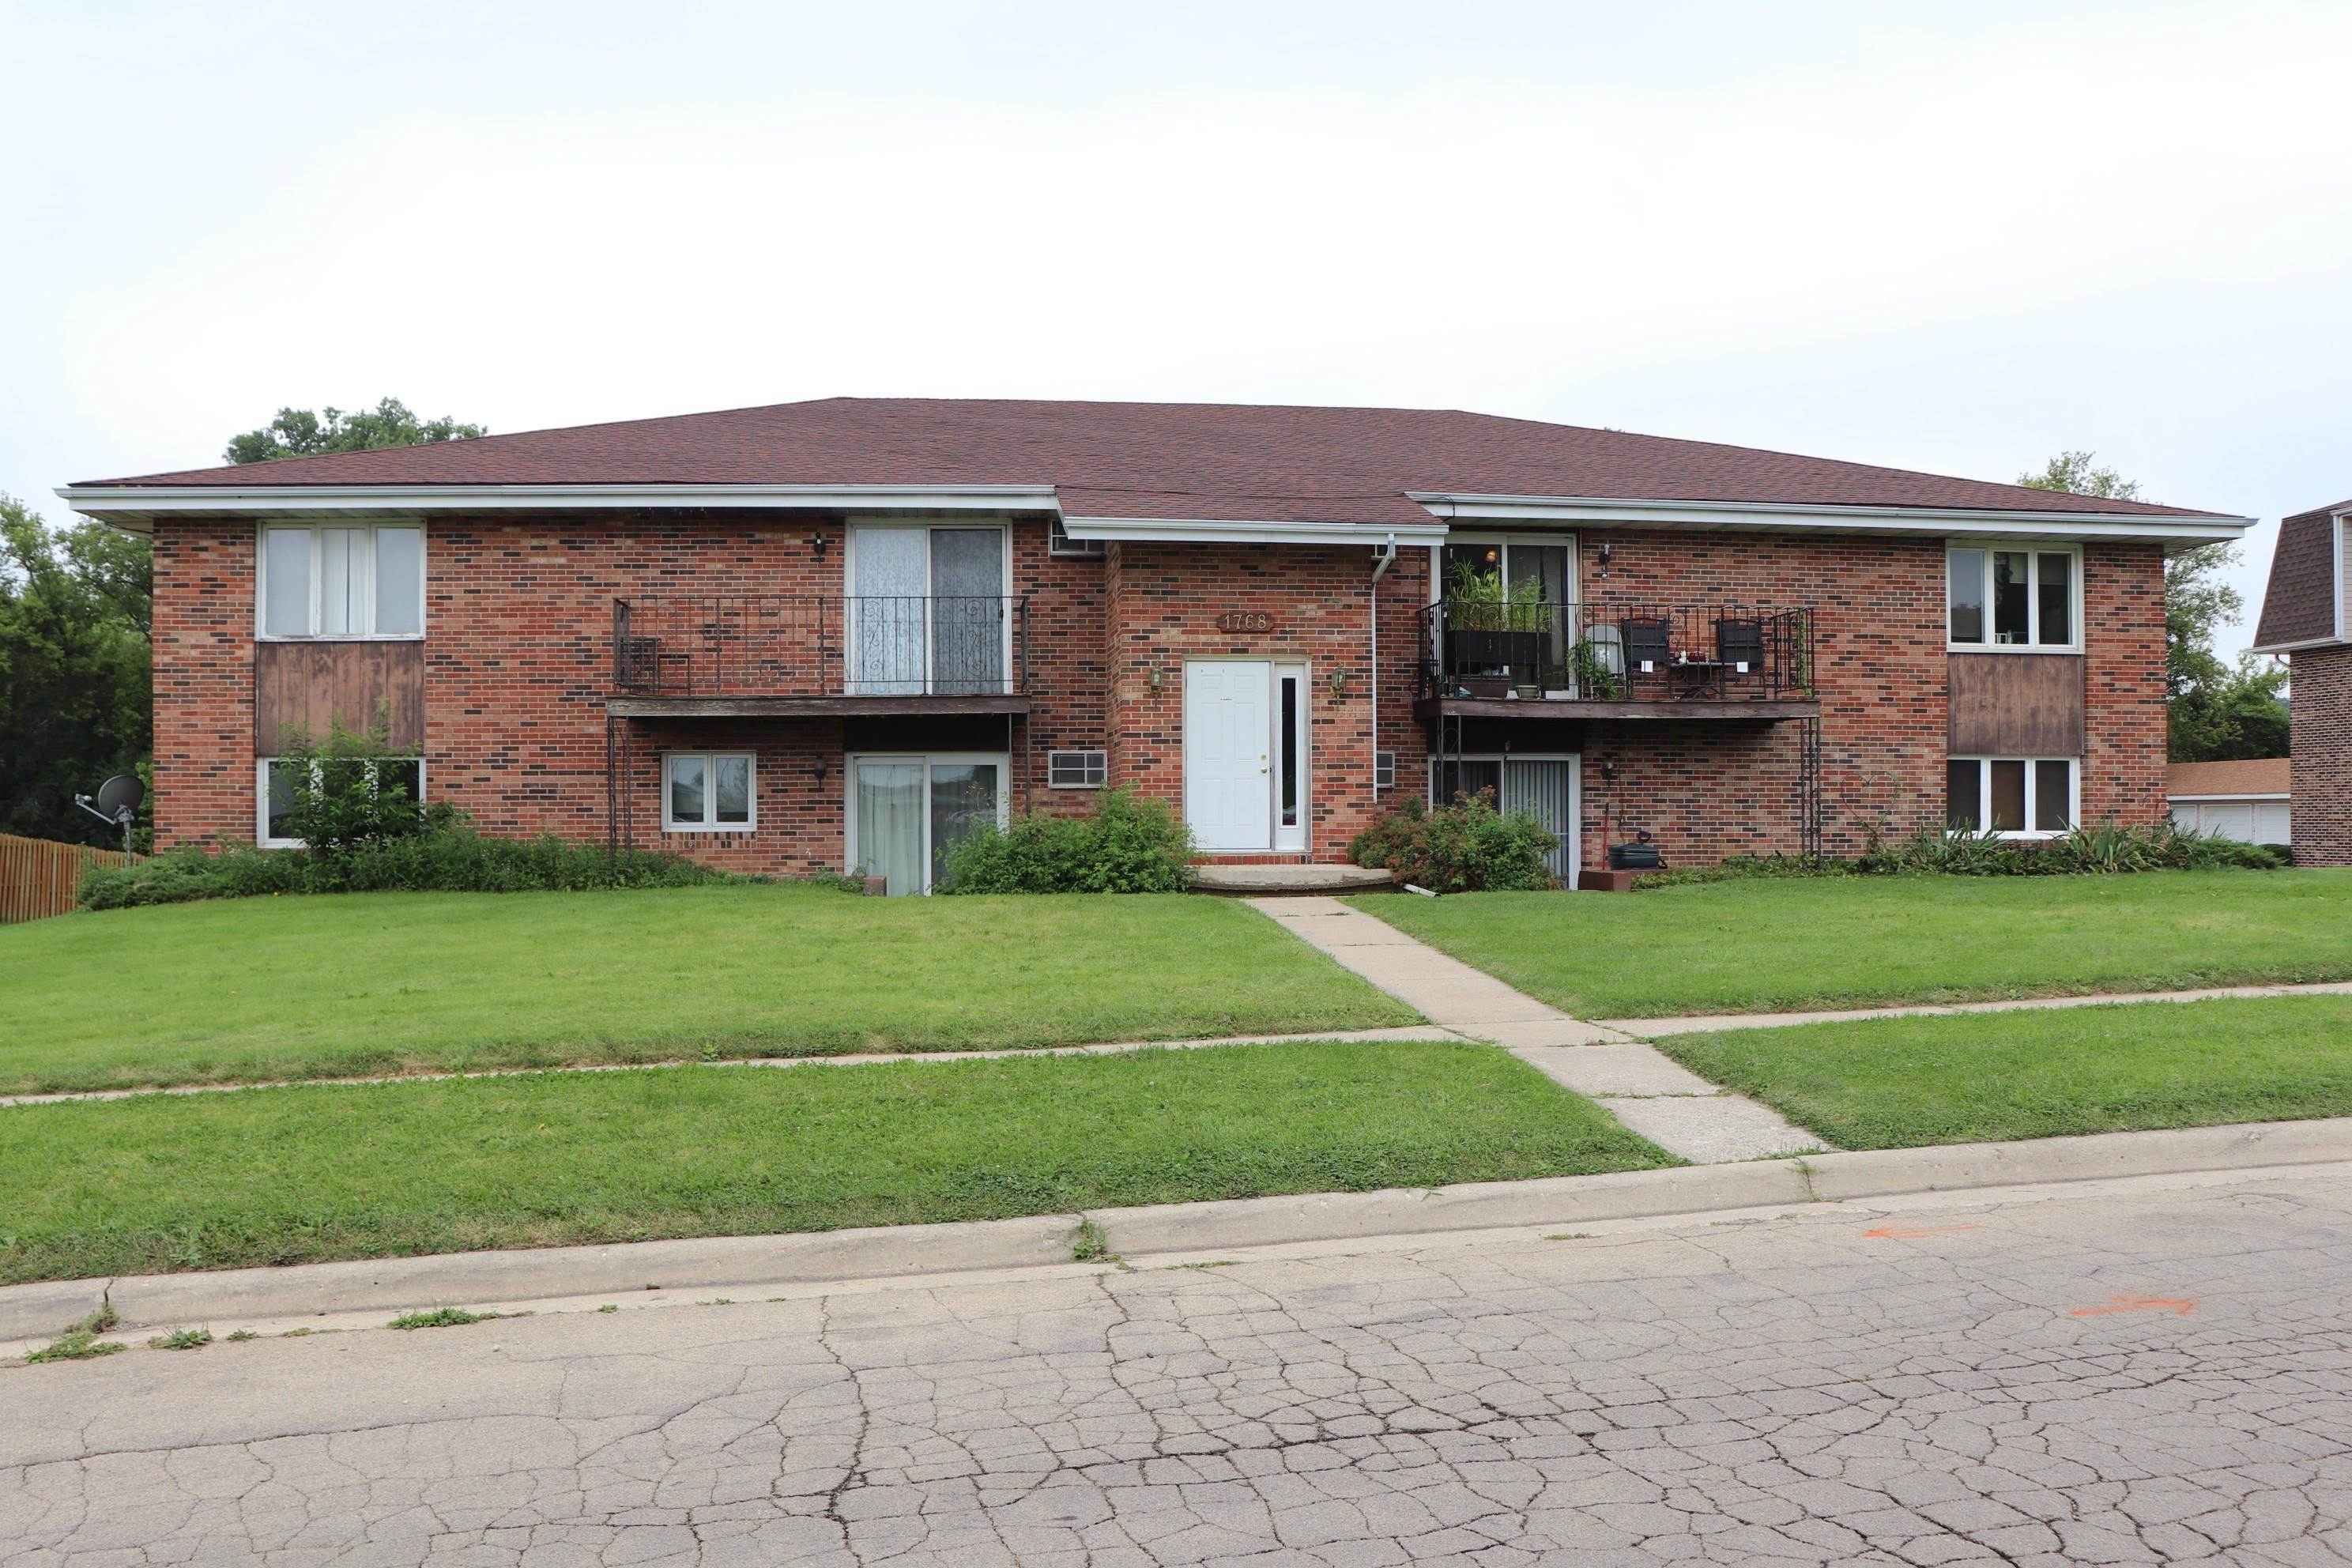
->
[319, 529, 363, 635]
[374, 528, 423, 635]
[263, 528, 312, 635]
[854, 761, 925, 894]
[851, 528, 928, 693]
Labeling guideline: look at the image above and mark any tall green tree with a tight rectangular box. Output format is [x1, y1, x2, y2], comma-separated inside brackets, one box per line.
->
[0, 496, 153, 846]
[2018, 450, 2286, 761]
[225, 398, 485, 464]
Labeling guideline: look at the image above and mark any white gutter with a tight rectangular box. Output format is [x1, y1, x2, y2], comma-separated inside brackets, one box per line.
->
[56, 482, 1061, 526]
[1408, 491, 2254, 545]
[1061, 515, 1449, 547]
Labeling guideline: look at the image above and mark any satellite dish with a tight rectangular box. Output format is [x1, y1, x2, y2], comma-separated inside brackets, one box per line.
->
[93, 775, 144, 820]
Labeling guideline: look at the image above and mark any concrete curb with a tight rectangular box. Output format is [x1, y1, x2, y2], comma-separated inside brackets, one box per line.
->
[10, 1116, 2352, 1346]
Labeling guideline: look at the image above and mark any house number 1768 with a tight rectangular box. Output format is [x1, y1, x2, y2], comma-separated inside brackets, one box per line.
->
[1215, 610, 1275, 633]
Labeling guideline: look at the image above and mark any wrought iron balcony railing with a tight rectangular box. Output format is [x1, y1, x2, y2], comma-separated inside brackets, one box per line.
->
[612, 594, 1030, 699]
[1415, 600, 1815, 703]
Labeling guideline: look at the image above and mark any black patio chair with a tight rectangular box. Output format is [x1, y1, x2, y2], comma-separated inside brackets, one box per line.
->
[1715, 618, 1766, 673]
[1619, 616, 1672, 673]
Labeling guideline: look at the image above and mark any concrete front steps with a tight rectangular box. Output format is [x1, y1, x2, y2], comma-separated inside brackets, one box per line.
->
[1190, 862, 1396, 895]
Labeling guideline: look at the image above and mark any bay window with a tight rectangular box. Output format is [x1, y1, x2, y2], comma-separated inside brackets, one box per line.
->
[1947, 545, 2078, 650]
[258, 522, 424, 639]
[1946, 756, 2077, 838]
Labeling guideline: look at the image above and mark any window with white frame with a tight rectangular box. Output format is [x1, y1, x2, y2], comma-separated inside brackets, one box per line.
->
[1374, 750, 1397, 790]
[1946, 756, 2078, 838]
[1048, 515, 1106, 559]
[259, 522, 425, 639]
[663, 752, 755, 832]
[1947, 544, 2079, 650]
[257, 756, 424, 847]
[1047, 749, 1108, 787]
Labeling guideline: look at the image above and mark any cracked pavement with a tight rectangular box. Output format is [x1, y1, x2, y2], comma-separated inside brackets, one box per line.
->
[5, 1167, 2350, 1566]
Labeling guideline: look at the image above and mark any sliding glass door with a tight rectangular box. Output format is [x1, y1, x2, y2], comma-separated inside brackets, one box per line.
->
[850, 753, 1007, 894]
[849, 525, 1008, 695]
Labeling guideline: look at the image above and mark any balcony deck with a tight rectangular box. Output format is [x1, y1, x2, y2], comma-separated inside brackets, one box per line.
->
[1415, 598, 1817, 724]
[608, 594, 1030, 717]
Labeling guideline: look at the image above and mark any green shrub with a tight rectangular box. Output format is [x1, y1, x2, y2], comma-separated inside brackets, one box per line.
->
[938, 786, 1193, 893]
[78, 823, 740, 910]
[268, 717, 430, 858]
[1348, 789, 1556, 893]
[1636, 853, 1854, 888]
[1854, 817, 2286, 877]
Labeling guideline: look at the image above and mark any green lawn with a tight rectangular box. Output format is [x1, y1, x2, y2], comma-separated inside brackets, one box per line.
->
[0, 886, 1418, 1095]
[1350, 871, 2352, 1018]
[0, 1040, 1672, 1284]
[1659, 993, 2352, 1149]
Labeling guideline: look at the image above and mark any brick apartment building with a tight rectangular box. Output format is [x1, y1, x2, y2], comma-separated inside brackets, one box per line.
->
[2254, 496, 2352, 866]
[61, 399, 2252, 891]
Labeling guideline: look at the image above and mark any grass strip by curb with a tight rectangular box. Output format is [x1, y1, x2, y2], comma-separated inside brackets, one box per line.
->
[0, 1039, 1673, 1286]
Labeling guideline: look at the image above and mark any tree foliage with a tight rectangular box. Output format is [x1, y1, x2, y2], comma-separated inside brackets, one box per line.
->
[0, 496, 153, 846]
[224, 398, 485, 465]
[2018, 451, 2286, 763]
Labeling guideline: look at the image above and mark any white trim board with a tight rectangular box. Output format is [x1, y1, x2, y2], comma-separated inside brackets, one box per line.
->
[1408, 491, 2253, 547]
[1061, 516, 1447, 547]
[58, 483, 1059, 530]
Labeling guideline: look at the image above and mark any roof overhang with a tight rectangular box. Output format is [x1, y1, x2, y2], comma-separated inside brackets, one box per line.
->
[1060, 515, 1449, 547]
[1408, 492, 2255, 549]
[55, 482, 1062, 530]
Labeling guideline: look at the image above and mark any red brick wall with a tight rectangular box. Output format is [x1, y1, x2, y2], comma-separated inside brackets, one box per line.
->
[2290, 643, 2352, 866]
[1104, 540, 1430, 859]
[145, 517, 2169, 874]
[151, 521, 258, 849]
[2079, 541, 2168, 825]
[1568, 530, 1947, 865]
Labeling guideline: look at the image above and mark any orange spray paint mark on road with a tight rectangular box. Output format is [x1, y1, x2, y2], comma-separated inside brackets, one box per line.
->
[1860, 1224, 1982, 1239]
[2068, 1296, 2198, 1317]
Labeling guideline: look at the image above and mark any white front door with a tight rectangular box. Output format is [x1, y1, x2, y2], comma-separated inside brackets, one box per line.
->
[1185, 661, 1272, 850]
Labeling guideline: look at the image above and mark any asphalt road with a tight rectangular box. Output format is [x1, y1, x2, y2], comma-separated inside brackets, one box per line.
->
[6, 1167, 2350, 1566]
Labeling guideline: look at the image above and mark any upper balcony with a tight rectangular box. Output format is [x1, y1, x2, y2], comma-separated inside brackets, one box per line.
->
[1414, 599, 1819, 721]
[609, 594, 1031, 718]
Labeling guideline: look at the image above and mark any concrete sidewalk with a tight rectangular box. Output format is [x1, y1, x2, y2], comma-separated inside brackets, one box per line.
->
[1250, 896, 1822, 1163]
[1600, 977, 2352, 1037]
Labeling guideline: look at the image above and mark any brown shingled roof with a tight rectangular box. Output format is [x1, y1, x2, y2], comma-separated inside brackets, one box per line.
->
[2166, 758, 2291, 798]
[74, 398, 2226, 527]
[2255, 501, 2347, 649]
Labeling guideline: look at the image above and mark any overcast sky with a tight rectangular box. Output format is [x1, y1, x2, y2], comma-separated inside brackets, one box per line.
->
[6, 0, 2346, 658]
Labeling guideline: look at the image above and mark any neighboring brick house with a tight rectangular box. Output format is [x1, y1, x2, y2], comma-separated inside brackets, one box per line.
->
[61, 399, 2250, 890]
[2253, 497, 2352, 866]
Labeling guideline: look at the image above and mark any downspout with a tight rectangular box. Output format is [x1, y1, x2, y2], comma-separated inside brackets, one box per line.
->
[1370, 534, 1397, 793]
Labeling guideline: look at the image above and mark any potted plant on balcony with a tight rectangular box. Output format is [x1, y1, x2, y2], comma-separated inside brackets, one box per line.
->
[1445, 564, 1550, 696]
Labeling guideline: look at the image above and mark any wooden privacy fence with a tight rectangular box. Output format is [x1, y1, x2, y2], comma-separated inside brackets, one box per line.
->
[0, 833, 126, 923]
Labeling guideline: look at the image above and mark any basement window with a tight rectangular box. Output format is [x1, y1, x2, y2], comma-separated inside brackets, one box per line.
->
[1946, 756, 2076, 839]
[664, 752, 756, 832]
[257, 756, 423, 848]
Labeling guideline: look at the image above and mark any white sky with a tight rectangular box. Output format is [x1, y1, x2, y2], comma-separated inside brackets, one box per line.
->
[5, 0, 2347, 659]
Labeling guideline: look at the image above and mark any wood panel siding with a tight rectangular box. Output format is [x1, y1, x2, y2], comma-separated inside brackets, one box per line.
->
[254, 642, 426, 752]
[1947, 653, 2084, 756]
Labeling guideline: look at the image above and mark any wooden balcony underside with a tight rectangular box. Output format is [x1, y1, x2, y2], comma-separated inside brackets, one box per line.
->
[1415, 695, 1819, 723]
[609, 693, 1031, 719]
